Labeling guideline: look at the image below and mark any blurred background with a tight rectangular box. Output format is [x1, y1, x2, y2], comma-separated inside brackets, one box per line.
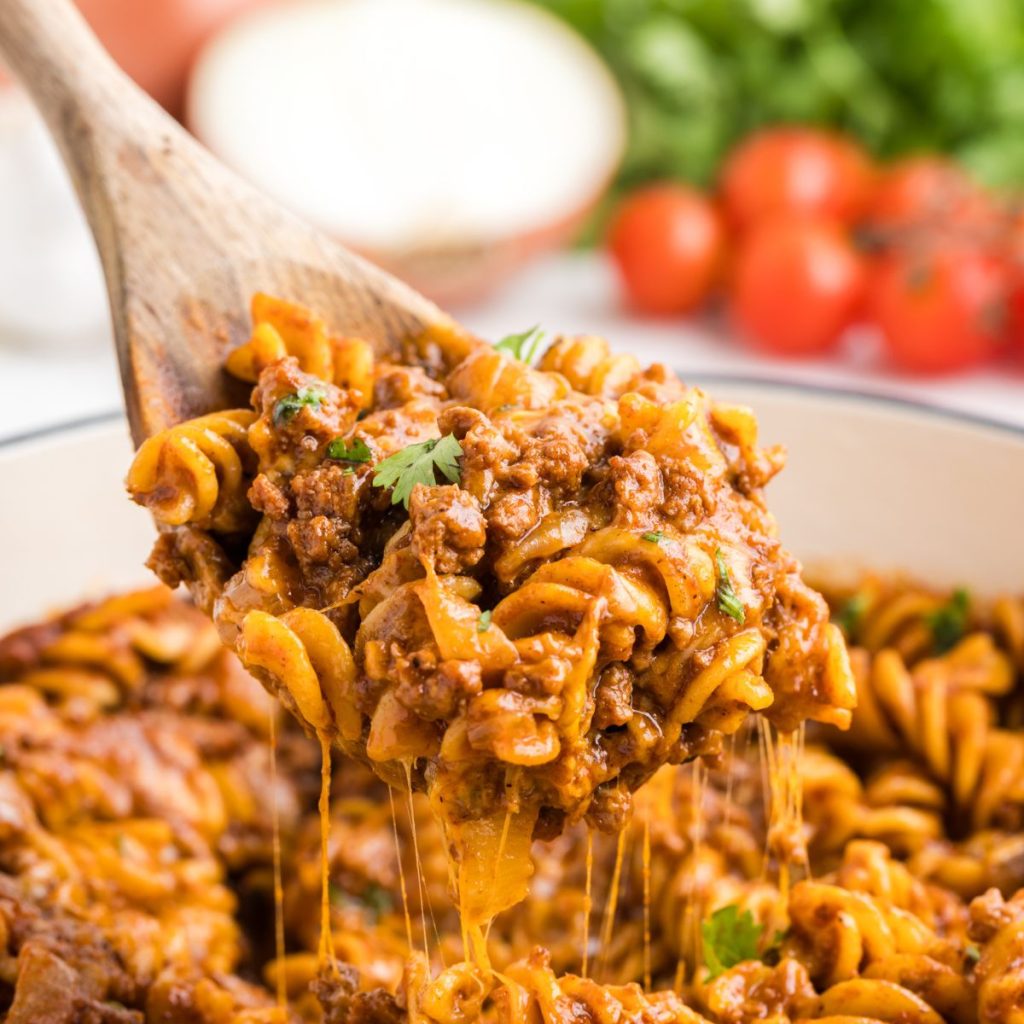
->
[1, 0, 1023, 441]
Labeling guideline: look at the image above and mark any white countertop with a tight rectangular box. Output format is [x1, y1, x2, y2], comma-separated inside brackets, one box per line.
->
[1, 251, 1022, 443]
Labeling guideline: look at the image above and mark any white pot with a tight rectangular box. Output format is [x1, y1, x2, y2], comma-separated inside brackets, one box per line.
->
[2, 381, 1022, 629]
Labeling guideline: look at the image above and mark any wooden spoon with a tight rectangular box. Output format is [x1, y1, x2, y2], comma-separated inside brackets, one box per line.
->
[0, 0, 469, 442]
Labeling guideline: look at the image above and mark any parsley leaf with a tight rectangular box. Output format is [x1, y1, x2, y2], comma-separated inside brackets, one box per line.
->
[494, 325, 546, 364]
[642, 531, 664, 544]
[927, 588, 970, 653]
[327, 437, 372, 463]
[965, 943, 981, 965]
[702, 905, 764, 980]
[836, 592, 867, 637]
[715, 549, 746, 624]
[329, 881, 393, 919]
[372, 434, 463, 509]
[362, 883, 394, 916]
[477, 610, 492, 633]
[273, 386, 325, 426]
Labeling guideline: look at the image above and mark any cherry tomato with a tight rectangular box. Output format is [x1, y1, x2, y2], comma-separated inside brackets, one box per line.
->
[607, 184, 725, 315]
[731, 218, 867, 356]
[77, 0, 267, 114]
[869, 245, 1009, 373]
[999, 212, 1024, 356]
[865, 157, 990, 236]
[721, 128, 874, 232]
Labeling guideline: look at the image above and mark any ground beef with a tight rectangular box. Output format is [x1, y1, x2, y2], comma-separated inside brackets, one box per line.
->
[145, 529, 234, 618]
[409, 485, 486, 574]
[608, 450, 663, 527]
[592, 665, 634, 731]
[374, 366, 446, 409]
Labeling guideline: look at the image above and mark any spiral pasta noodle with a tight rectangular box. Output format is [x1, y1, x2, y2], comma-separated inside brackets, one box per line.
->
[126, 410, 257, 533]
[4, 572, 1024, 1023]
[127, 295, 860, 944]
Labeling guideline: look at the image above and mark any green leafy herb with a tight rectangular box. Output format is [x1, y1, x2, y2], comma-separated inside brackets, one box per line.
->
[362, 883, 394, 916]
[477, 610, 493, 633]
[273, 386, 325, 426]
[715, 549, 746, 625]
[494, 325, 546, 364]
[702, 905, 764, 980]
[836, 593, 868, 637]
[327, 437, 372, 463]
[965, 943, 981, 966]
[642, 531, 664, 544]
[529, 0, 1024, 199]
[342, 467, 354, 476]
[927, 588, 970, 654]
[372, 434, 463, 509]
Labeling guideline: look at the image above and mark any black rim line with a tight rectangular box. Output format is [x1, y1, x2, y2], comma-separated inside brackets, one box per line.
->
[0, 376, 1022, 450]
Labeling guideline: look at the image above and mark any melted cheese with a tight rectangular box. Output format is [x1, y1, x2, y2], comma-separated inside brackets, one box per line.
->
[268, 710, 287, 1010]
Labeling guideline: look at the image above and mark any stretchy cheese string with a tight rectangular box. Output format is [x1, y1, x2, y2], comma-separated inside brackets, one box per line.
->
[318, 733, 339, 972]
[268, 710, 287, 1010]
[403, 761, 435, 963]
[596, 829, 627, 981]
[582, 829, 594, 978]
[642, 805, 652, 991]
[486, 768, 520, 943]
[388, 785, 416, 951]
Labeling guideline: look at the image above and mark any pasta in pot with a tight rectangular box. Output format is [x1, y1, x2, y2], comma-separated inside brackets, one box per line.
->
[127, 294, 855, 925]
[0, 573, 1021, 1023]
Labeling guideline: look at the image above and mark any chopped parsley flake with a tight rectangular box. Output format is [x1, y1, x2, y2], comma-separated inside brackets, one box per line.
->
[327, 436, 372, 463]
[372, 434, 463, 509]
[702, 904, 764, 980]
[362, 883, 394, 916]
[273, 386, 325, 425]
[477, 610, 493, 633]
[642, 531, 664, 544]
[965, 943, 981, 965]
[927, 588, 970, 654]
[836, 592, 868, 637]
[715, 549, 746, 624]
[494, 325, 546, 364]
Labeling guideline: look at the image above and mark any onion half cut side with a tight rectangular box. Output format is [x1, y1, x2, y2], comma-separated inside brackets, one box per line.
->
[188, 0, 626, 304]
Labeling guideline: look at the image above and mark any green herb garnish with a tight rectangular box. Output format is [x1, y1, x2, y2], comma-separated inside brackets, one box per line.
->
[702, 905, 764, 980]
[715, 549, 746, 624]
[965, 943, 981, 965]
[836, 593, 867, 637]
[372, 434, 463, 509]
[477, 610, 493, 633]
[494, 325, 546, 364]
[927, 588, 970, 654]
[642, 531, 664, 544]
[327, 437, 372, 463]
[362, 883, 394, 916]
[273, 386, 325, 426]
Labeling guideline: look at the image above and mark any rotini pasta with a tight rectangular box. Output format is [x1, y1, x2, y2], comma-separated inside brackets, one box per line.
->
[2, 572, 1024, 1023]
[128, 295, 857, 939]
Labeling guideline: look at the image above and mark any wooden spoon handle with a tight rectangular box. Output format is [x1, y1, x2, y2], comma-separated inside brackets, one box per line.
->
[0, 0, 158, 180]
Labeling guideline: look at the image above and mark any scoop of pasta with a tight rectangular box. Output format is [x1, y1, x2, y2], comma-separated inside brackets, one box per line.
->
[127, 294, 855, 932]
